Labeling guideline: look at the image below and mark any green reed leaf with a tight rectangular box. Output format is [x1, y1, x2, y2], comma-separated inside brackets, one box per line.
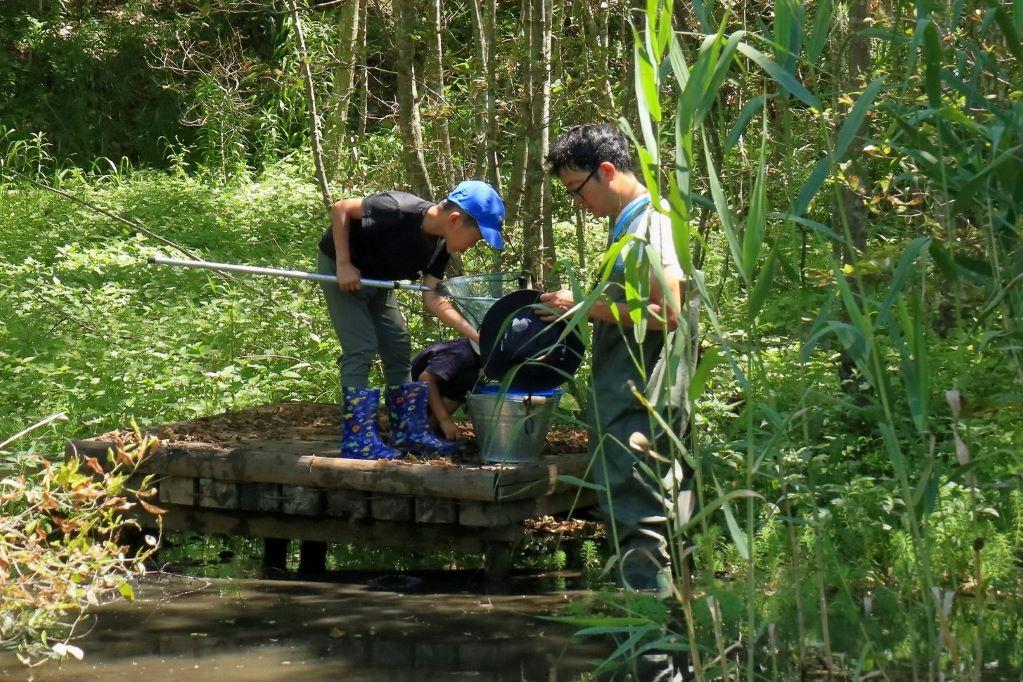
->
[724, 94, 770, 152]
[805, 0, 835, 64]
[736, 42, 821, 109]
[749, 246, 778, 322]
[702, 130, 745, 282]
[688, 345, 722, 399]
[742, 113, 768, 273]
[877, 236, 931, 327]
[715, 477, 749, 560]
[923, 21, 943, 107]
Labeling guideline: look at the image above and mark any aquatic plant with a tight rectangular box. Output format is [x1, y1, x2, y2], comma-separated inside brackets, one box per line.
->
[0, 417, 160, 665]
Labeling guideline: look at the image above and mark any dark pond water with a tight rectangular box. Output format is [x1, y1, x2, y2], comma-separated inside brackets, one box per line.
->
[1, 572, 613, 681]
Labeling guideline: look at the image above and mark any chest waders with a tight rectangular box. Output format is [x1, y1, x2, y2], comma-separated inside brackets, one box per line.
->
[587, 220, 698, 593]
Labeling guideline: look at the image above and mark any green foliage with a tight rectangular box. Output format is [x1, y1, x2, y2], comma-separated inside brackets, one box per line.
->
[0, 427, 158, 665]
[2, 0, 1023, 678]
[557, 0, 1023, 679]
[1, 165, 332, 443]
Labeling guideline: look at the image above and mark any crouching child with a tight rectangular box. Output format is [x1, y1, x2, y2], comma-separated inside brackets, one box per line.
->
[410, 337, 483, 443]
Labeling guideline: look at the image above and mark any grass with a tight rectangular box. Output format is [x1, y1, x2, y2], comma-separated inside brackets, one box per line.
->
[4, 158, 1023, 677]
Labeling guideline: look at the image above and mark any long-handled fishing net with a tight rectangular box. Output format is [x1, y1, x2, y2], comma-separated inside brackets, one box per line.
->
[150, 256, 523, 328]
[437, 272, 526, 329]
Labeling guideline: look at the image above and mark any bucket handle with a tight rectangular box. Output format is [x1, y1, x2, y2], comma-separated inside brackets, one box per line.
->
[522, 394, 547, 435]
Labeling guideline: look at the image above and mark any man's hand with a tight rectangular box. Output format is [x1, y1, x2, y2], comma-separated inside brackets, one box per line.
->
[337, 262, 362, 291]
[538, 289, 575, 322]
[439, 417, 463, 441]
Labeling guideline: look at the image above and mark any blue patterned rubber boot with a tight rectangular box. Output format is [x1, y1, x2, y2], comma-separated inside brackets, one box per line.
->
[340, 386, 401, 460]
[386, 381, 461, 456]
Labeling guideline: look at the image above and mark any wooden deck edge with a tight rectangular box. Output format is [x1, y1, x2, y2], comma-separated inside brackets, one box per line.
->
[459, 489, 598, 527]
[135, 507, 522, 553]
[68, 438, 592, 503]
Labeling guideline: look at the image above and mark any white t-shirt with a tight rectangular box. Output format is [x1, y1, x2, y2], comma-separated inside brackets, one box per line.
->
[617, 198, 686, 280]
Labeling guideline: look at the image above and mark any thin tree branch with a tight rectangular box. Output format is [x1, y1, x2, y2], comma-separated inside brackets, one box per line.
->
[25, 178, 264, 294]
[288, 0, 334, 210]
[1, 413, 68, 450]
[26, 180, 208, 264]
[306, 0, 355, 10]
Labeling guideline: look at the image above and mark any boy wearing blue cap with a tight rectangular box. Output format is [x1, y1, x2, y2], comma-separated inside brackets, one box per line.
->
[317, 180, 505, 460]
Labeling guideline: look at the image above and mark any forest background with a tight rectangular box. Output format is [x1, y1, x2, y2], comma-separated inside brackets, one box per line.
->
[2, 0, 1023, 677]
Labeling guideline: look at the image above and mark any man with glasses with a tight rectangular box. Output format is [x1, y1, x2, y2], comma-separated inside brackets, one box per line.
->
[539, 124, 691, 597]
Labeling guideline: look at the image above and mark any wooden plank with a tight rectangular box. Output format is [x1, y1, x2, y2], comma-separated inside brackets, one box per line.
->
[414, 497, 458, 524]
[459, 489, 597, 527]
[325, 489, 369, 518]
[158, 477, 196, 506]
[198, 479, 238, 509]
[370, 494, 413, 522]
[238, 483, 281, 513]
[281, 485, 322, 516]
[459, 498, 535, 527]
[131, 507, 521, 552]
[69, 438, 507, 502]
[493, 453, 592, 500]
[68, 434, 591, 503]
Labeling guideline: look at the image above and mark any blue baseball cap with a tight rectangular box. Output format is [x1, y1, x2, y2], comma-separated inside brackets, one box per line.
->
[447, 180, 505, 250]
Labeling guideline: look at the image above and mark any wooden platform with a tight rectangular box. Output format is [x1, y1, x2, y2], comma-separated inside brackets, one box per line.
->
[66, 403, 595, 571]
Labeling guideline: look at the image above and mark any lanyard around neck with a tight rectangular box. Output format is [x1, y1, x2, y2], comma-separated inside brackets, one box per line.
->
[610, 194, 652, 244]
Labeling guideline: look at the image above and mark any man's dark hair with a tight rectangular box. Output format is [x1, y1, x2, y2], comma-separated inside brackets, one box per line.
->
[545, 124, 635, 175]
[438, 198, 478, 228]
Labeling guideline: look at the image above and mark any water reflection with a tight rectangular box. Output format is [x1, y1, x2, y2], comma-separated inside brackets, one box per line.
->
[1, 573, 611, 681]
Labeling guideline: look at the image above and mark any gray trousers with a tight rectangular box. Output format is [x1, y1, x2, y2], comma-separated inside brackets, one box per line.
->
[317, 251, 412, 388]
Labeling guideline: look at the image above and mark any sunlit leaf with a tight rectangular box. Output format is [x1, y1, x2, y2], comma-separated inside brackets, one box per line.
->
[736, 42, 820, 109]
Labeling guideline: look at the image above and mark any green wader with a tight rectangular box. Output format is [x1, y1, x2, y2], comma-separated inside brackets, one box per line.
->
[587, 267, 699, 592]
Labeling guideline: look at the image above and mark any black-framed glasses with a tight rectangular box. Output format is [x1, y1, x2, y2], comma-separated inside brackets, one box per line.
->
[566, 167, 599, 197]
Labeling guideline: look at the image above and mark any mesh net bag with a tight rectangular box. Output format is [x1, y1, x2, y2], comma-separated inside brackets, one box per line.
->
[439, 271, 525, 329]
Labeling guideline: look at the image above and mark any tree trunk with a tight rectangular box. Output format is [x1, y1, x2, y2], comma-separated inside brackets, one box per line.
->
[599, 0, 615, 110]
[520, 0, 540, 279]
[506, 138, 528, 226]
[427, 0, 454, 189]
[469, 0, 491, 180]
[522, 0, 552, 283]
[471, 0, 502, 190]
[621, 0, 645, 132]
[550, 0, 564, 87]
[506, 0, 533, 226]
[539, 0, 556, 287]
[392, 0, 435, 198]
[836, 0, 871, 260]
[322, 0, 360, 181]
[355, 0, 369, 141]
[574, 208, 586, 270]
